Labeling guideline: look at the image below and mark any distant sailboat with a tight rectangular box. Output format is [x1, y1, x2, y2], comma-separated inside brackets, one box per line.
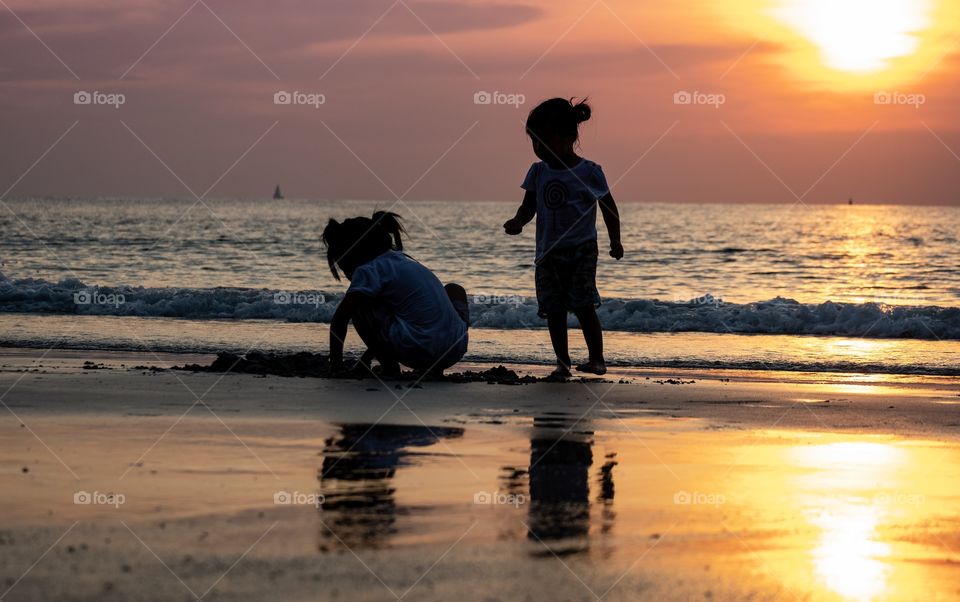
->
[273, 185, 284, 200]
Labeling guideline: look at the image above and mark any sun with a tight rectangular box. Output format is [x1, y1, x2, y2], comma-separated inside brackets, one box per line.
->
[712, 0, 956, 89]
[772, 0, 933, 73]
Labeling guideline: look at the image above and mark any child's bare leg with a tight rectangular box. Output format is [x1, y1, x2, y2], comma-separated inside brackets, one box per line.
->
[546, 311, 572, 377]
[352, 303, 401, 378]
[573, 307, 606, 375]
[444, 282, 469, 325]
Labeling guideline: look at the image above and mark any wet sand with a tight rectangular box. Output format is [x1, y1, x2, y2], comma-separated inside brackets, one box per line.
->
[1, 349, 959, 601]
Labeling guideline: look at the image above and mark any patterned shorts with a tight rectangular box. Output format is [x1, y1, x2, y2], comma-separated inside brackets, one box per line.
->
[535, 240, 601, 318]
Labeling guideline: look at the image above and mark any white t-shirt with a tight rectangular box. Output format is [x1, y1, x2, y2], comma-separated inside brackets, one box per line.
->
[347, 251, 467, 367]
[521, 159, 610, 261]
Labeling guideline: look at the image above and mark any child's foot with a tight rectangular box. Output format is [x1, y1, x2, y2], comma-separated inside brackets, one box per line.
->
[547, 363, 572, 380]
[350, 351, 377, 376]
[576, 359, 607, 376]
[375, 357, 401, 379]
[359, 349, 376, 366]
[424, 367, 445, 380]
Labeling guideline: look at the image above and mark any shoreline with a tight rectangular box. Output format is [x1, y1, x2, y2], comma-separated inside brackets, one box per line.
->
[2, 335, 960, 380]
[3, 346, 959, 437]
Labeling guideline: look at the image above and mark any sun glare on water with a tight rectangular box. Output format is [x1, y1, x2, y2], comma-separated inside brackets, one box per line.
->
[789, 441, 906, 600]
[772, 0, 932, 72]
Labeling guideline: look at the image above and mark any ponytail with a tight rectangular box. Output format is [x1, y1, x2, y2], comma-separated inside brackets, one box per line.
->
[371, 211, 404, 251]
[322, 218, 343, 280]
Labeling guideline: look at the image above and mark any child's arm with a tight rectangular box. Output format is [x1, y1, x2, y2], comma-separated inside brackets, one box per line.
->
[503, 190, 537, 235]
[328, 292, 362, 372]
[598, 192, 623, 259]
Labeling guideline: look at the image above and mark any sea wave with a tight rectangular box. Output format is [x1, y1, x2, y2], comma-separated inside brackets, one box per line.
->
[1, 277, 958, 340]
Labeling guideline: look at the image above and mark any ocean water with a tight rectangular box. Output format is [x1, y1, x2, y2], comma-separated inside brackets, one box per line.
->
[1, 198, 958, 374]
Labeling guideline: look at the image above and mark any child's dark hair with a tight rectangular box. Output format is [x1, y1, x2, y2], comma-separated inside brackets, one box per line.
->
[322, 211, 405, 280]
[525, 97, 591, 143]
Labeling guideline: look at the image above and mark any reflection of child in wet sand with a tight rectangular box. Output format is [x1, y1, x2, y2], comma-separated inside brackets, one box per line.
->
[504, 98, 623, 378]
[323, 211, 469, 377]
[319, 423, 465, 547]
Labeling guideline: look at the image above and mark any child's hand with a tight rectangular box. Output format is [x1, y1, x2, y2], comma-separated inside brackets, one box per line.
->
[503, 218, 523, 236]
[609, 241, 624, 260]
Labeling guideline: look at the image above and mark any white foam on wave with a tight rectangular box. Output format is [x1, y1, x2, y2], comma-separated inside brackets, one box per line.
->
[1, 277, 958, 340]
[471, 296, 960, 339]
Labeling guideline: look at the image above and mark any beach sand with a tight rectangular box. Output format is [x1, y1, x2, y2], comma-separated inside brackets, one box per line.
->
[1, 348, 959, 601]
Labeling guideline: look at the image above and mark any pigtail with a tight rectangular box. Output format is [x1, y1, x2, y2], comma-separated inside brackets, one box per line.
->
[571, 98, 591, 124]
[322, 218, 343, 280]
[372, 211, 405, 251]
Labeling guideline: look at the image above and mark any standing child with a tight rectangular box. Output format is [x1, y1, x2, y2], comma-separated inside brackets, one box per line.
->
[503, 97, 622, 378]
[323, 211, 469, 377]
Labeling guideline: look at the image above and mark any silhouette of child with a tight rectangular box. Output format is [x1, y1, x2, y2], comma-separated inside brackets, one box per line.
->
[504, 98, 622, 378]
[323, 211, 468, 377]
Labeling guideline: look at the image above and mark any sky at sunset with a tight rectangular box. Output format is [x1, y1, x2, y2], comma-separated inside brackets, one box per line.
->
[1, 0, 959, 204]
